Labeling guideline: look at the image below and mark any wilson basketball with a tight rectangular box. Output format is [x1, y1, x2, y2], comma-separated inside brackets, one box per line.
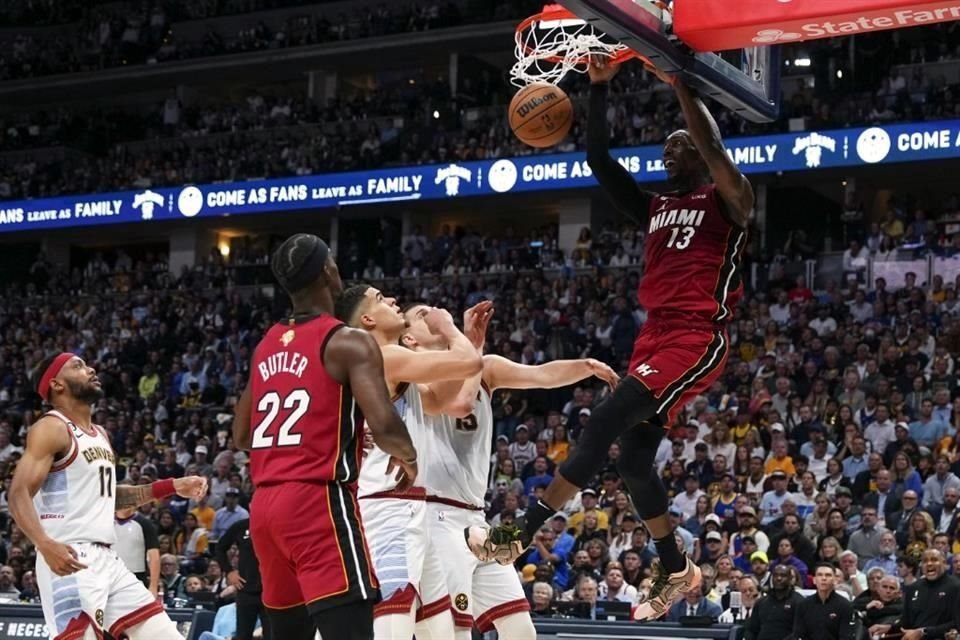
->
[508, 83, 573, 148]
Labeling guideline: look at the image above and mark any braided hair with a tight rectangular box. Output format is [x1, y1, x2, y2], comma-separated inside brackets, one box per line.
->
[270, 233, 330, 294]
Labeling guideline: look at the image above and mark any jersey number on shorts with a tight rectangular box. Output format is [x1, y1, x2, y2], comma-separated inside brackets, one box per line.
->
[455, 414, 478, 432]
[666, 226, 696, 250]
[251, 389, 310, 449]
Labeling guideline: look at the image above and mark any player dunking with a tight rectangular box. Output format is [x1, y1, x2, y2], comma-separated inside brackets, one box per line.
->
[468, 59, 753, 620]
[401, 302, 619, 640]
[9, 353, 207, 640]
[335, 286, 482, 640]
[233, 234, 418, 640]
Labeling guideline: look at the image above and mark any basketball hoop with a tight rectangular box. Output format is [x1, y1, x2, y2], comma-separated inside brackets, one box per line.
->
[511, 3, 671, 88]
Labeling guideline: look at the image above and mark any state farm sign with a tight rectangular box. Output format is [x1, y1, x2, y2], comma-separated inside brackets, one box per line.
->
[674, 0, 960, 52]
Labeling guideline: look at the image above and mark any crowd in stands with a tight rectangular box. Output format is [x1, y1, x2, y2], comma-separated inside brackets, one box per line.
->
[0, 201, 957, 632]
[3, 14, 960, 200]
[0, 0, 539, 80]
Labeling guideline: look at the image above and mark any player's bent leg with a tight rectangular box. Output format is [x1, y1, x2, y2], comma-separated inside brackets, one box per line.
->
[312, 599, 374, 640]
[122, 612, 184, 640]
[373, 602, 416, 640]
[466, 377, 658, 562]
[493, 612, 537, 640]
[617, 424, 701, 621]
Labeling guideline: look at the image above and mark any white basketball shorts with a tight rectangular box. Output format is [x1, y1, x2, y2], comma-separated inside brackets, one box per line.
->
[426, 502, 529, 632]
[37, 542, 164, 639]
[359, 496, 450, 620]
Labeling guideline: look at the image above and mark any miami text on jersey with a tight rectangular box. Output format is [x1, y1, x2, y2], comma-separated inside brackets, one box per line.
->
[648, 208, 706, 234]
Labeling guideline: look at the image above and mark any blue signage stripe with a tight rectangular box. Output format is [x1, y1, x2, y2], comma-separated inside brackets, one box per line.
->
[0, 120, 957, 233]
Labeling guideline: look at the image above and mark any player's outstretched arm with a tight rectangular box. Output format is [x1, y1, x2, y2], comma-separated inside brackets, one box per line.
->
[586, 58, 654, 221]
[483, 354, 620, 393]
[114, 476, 208, 510]
[8, 416, 88, 575]
[672, 79, 754, 226]
[326, 328, 418, 489]
[381, 307, 482, 386]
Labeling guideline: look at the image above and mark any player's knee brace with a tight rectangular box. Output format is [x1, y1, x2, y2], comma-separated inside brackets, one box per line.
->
[494, 611, 537, 640]
[123, 612, 183, 640]
[559, 377, 656, 487]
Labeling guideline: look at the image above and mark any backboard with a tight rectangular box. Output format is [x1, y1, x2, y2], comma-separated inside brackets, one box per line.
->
[556, 0, 781, 123]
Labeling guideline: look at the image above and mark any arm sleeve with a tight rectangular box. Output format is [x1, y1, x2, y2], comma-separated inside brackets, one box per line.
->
[586, 83, 653, 222]
[137, 515, 160, 550]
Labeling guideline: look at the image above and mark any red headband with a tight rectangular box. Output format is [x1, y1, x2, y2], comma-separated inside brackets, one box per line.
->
[37, 353, 74, 402]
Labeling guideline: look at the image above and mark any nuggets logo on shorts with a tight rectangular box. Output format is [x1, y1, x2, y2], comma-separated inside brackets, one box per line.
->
[455, 593, 469, 611]
[95, 609, 104, 628]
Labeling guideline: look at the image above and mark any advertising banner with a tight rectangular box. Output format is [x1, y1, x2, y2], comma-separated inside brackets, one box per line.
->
[2, 119, 960, 233]
[674, 0, 960, 51]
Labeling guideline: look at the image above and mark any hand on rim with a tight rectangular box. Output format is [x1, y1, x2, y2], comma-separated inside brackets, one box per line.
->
[640, 56, 677, 86]
[587, 55, 620, 83]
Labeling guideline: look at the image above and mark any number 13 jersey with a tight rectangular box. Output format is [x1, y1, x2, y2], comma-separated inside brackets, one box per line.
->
[641, 183, 747, 324]
[422, 384, 494, 508]
[249, 315, 364, 487]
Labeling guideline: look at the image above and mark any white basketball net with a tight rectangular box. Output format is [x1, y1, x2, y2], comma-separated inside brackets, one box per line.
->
[510, 15, 630, 88]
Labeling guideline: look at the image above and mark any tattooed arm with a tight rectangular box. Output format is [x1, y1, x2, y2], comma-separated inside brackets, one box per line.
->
[115, 476, 209, 510]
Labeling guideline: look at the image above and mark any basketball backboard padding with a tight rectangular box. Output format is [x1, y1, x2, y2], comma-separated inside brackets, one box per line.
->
[557, 0, 781, 123]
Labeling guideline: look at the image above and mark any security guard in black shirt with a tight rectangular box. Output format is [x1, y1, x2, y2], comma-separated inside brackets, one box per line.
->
[869, 550, 960, 640]
[747, 565, 805, 640]
[218, 517, 271, 640]
[794, 563, 857, 640]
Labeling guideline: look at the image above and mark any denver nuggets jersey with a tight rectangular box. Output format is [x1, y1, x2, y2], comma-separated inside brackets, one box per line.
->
[35, 410, 116, 545]
[358, 383, 428, 497]
[423, 385, 494, 507]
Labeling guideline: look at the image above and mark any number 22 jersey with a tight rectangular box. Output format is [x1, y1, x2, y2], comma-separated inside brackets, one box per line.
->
[248, 314, 364, 487]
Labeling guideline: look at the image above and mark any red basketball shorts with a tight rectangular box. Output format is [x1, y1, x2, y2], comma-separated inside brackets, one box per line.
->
[250, 481, 379, 613]
[628, 322, 729, 427]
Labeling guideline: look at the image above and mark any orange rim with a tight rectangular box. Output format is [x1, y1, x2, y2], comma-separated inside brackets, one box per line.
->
[515, 4, 645, 67]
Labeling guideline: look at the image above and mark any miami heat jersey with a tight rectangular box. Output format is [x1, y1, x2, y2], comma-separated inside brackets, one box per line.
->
[35, 411, 116, 545]
[249, 314, 364, 487]
[358, 383, 428, 497]
[423, 385, 494, 507]
[641, 183, 747, 323]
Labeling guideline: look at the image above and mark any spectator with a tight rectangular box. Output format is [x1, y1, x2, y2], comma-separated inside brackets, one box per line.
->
[746, 565, 804, 640]
[861, 575, 903, 630]
[666, 584, 722, 621]
[847, 507, 890, 568]
[597, 562, 637, 604]
[719, 575, 761, 623]
[869, 549, 959, 640]
[760, 471, 794, 526]
[212, 487, 249, 542]
[114, 505, 161, 596]
[923, 456, 960, 509]
[793, 563, 857, 640]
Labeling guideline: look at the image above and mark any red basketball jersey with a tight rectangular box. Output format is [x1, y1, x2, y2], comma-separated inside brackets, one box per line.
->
[640, 183, 747, 323]
[249, 314, 363, 487]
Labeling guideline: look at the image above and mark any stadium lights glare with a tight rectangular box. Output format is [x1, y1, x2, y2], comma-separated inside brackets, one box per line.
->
[794, 58, 812, 67]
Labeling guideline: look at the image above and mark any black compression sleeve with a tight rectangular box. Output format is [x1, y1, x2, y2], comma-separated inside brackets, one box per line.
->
[586, 83, 654, 221]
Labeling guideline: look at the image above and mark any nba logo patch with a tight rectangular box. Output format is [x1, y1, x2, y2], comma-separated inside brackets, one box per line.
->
[455, 594, 469, 611]
[281, 329, 295, 346]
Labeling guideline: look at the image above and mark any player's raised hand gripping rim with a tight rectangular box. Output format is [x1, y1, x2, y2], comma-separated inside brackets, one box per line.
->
[37, 539, 87, 576]
[587, 55, 620, 84]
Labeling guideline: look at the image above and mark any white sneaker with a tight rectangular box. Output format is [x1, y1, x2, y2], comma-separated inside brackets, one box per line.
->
[633, 556, 702, 621]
